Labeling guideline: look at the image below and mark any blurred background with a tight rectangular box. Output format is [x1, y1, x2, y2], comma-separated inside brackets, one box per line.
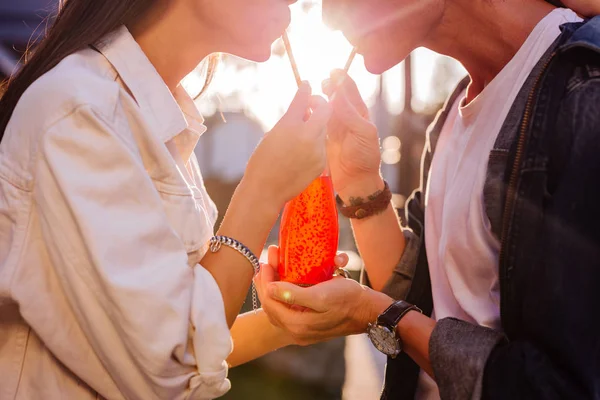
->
[0, 0, 465, 398]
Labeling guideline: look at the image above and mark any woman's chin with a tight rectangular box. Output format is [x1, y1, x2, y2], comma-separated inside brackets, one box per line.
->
[250, 50, 272, 63]
[236, 47, 273, 63]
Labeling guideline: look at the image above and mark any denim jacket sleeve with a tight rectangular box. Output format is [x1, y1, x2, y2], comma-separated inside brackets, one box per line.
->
[482, 65, 600, 400]
[429, 68, 600, 400]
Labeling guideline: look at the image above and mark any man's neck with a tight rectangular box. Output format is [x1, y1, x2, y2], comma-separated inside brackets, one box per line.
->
[426, 0, 556, 104]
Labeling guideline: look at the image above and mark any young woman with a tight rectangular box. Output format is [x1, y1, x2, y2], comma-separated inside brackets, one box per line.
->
[0, 0, 344, 398]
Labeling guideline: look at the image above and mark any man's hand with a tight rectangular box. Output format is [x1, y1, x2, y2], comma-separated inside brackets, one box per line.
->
[255, 246, 394, 346]
[324, 70, 384, 201]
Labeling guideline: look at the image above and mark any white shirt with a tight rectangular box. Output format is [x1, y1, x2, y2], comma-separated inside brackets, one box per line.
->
[417, 8, 582, 399]
[0, 26, 232, 400]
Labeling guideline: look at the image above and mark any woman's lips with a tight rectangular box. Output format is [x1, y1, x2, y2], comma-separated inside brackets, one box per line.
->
[269, 7, 292, 37]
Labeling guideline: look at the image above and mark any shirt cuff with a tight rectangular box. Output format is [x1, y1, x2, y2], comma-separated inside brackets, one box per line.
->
[188, 368, 231, 400]
[189, 265, 233, 399]
[430, 318, 507, 400]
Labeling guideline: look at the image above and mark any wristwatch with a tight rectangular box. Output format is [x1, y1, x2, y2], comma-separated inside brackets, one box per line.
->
[367, 300, 422, 358]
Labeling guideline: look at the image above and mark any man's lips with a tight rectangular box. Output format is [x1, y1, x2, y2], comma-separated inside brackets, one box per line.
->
[344, 32, 372, 54]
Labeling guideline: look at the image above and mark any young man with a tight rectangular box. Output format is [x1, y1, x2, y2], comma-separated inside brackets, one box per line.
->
[257, 0, 600, 398]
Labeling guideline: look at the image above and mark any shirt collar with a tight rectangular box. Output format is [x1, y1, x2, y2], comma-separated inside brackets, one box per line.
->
[172, 86, 208, 161]
[95, 26, 207, 145]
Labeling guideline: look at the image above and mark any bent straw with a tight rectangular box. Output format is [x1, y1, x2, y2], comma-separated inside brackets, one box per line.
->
[282, 31, 303, 88]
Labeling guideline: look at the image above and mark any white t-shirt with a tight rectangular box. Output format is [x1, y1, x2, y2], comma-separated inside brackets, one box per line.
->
[416, 8, 581, 399]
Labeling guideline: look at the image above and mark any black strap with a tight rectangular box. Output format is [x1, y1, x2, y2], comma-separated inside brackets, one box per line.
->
[377, 300, 422, 330]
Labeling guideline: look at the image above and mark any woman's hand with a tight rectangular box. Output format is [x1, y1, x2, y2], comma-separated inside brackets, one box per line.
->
[244, 83, 332, 210]
[323, 70, 384, 200]
[255, 246, 393, 346]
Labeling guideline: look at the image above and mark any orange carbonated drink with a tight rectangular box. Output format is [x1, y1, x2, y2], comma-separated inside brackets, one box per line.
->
[278, 173, 339, 286]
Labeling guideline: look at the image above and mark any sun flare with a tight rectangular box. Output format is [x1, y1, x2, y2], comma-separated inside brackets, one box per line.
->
[284, 4, 359, 94]
[189, 0, 465, 131]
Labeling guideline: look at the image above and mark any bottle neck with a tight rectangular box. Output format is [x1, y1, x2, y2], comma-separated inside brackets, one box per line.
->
[321, 161, 331, 177]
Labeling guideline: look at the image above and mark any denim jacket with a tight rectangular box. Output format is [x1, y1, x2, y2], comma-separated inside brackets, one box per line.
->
[381, 15, 600, 400]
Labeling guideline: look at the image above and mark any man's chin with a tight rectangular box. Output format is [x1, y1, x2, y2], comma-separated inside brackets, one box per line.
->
[362, 52, 403, 75]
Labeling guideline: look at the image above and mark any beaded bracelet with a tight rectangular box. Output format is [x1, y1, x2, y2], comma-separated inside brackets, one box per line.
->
[209, 235, 260, 312]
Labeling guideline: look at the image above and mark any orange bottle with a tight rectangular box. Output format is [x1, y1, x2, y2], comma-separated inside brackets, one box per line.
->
[278, 171, 339, 286]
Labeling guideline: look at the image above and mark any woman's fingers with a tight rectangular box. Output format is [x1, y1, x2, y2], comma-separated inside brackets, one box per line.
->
[308, 95, 327, 110]
[259, 261, 278, 285]
[283, 81, 312, 122]
[322, 78, 334, 97]
[306, 96, 332, 137]
[267, 245, 279, 268]
[268, 282, 327, 312]
[260, 296, 325, 343]
[255, 246, 279, 304]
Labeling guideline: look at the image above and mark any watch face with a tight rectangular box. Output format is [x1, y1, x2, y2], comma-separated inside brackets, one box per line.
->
[367, 324, 401, 357]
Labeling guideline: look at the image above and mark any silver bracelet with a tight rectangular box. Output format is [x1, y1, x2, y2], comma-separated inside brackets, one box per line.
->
[209, 235, 260, 312]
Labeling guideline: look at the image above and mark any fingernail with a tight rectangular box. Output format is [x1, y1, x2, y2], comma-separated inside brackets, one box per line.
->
[334, 255, 344, 265]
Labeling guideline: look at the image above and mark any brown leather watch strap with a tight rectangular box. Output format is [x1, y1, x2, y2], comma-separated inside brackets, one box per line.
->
[336, 180, 392, 219]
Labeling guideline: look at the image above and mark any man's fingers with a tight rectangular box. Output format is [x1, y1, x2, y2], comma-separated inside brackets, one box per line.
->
[331, 70, 369, 117]
[332, 90, 376, 134]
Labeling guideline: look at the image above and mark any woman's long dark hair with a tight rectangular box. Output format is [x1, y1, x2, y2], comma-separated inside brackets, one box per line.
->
[0, 0, 217, 142]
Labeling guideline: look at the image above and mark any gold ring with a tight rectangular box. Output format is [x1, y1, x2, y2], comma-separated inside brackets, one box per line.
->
[333, 268, 351, 279]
